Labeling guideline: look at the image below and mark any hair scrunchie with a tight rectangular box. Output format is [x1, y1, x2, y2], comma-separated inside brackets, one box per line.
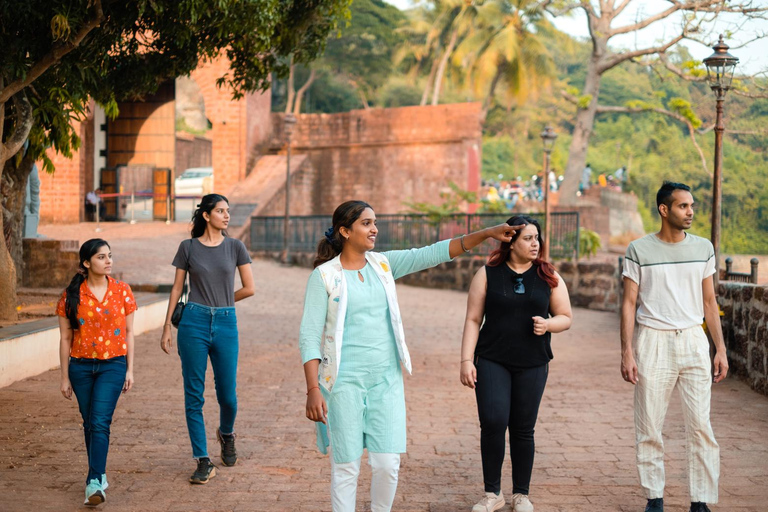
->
[324, 227, 335, 245]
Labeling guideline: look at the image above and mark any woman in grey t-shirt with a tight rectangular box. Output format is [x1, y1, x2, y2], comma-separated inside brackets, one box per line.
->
[160, 194, 254, 484]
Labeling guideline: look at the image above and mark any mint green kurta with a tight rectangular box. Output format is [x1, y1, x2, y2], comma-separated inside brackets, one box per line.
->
[299, 241, 451, 463]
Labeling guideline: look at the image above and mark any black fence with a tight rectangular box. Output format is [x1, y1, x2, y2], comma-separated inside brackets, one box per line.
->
[250, 212, 580, 260]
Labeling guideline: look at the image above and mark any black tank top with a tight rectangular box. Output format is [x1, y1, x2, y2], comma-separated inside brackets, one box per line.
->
[475, 263, 553, 368]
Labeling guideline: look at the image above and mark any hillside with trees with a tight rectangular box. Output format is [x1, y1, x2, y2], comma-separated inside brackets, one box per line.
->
[271, 0, 768, 253]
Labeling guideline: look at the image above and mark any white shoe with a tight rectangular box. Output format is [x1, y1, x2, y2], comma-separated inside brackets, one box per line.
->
[472, 491, 505, 512]
[511, 493, 534, 512]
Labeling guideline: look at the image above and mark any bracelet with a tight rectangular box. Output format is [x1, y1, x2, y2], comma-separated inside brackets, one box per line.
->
[306, 386, 320, 395]
[460, 235, 469, 253]
[461, 359, 473, 363]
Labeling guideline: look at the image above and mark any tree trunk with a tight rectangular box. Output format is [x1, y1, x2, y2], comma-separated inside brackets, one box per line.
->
[420, 57, 440, 107]
[3, 157, 34, 278]
[292, 69, 316, 115]
[285, 60, 295, 114]
[0, 160, 17, 320]
[431, 29, 458, 106]
[481, 68, 503, 120]
[358, 90, 370, 110]
[559, 54, 603, 205]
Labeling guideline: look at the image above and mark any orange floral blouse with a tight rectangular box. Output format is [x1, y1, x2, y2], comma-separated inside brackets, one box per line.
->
[56, 277, 137, 359]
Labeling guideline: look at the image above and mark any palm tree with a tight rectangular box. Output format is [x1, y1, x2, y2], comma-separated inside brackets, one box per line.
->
[397, 0, 554, 110]
[451, 0, 555, 115]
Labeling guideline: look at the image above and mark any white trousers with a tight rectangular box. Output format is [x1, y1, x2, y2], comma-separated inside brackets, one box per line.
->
[330, 448, 400, 512]
[634, 324, 720, 503]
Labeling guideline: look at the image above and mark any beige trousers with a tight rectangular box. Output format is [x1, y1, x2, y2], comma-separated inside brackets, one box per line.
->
[634, 324, 720, 503]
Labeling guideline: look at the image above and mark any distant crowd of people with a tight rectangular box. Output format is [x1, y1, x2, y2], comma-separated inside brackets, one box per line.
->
[580, 163, 628, 194]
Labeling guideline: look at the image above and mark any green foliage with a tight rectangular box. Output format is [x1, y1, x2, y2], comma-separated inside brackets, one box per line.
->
[577, 94, 593, 109]
[668, 97, 702, 128]
[271, 0, 404, 112]
[403, 181, 478, 223]
[1, 0, 351, 168]
[579, 229, 602, 259]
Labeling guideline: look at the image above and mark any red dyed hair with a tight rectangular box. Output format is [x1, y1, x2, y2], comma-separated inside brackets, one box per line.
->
[487, 215, 559, 288]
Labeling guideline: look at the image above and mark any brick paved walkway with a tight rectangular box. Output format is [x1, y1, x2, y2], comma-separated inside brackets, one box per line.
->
[2, 231, 768, 511]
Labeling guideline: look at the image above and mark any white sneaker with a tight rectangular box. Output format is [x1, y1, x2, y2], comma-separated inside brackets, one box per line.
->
[472, 491, 505, 512]
[511, 493, 534, 512]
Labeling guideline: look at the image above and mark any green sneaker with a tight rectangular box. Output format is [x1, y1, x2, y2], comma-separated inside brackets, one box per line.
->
[189, 457, 217, 484]
[101, 474, 109, 491]
[84, 478, 105, 506]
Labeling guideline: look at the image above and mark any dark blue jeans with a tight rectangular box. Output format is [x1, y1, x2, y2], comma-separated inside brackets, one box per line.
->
[177, 302, 239, 459]
[69, 355, 126, 484]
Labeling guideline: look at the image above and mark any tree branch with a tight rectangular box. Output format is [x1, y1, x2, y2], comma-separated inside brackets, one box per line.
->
[731, 89, 768, 99]
[561, 89, 711, 175]
[613, 0, 633, 18]
[654, 52, 707, 82]
[0, 0, 104, 104]
[598, 34, 684, 73]
[607, 2, 686, 36]
[292, 68, 316, 115]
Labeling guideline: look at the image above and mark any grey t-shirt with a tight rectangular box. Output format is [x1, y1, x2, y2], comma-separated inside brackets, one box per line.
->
[172, 237, 252, 307]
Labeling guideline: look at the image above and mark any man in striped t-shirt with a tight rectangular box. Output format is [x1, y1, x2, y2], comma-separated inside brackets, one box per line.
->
[621, 182, 729, 512]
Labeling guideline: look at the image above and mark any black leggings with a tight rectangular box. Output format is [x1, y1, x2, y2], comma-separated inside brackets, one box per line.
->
[474, 356, 548, 495]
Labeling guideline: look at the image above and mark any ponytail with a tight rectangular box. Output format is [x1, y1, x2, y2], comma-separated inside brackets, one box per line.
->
[65, 272, 86, 330]
[313, 230, 343, 268]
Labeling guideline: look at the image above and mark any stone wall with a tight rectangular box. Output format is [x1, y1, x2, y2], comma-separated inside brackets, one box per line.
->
[268, 103, 483, 215]
[718, 282, 768, 395]
[175, 133, 212, 177]
[22, 239, 79, 288]
[259, 249, 622, 313]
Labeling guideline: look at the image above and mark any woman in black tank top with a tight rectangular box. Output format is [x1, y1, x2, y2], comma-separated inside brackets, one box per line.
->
[459, 215, 573, 512]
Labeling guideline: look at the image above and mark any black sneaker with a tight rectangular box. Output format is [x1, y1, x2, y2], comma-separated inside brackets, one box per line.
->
[645, 498, 663, 512]
[189, 457, 217, 484]
[690, 503, 711, 512]
[217, 428, 238, 467]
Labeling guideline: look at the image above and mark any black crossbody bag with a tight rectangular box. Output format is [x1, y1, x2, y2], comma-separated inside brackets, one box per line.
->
[171, 239, 192, 328]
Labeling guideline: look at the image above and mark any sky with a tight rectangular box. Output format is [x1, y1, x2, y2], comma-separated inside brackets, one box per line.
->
[384, 0, 768, 75]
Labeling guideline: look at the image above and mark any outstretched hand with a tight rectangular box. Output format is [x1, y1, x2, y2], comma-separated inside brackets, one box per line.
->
[487, 223, 526, 244]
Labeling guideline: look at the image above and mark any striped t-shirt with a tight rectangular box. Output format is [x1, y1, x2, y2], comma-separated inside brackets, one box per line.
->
[622, 233, 715, 330]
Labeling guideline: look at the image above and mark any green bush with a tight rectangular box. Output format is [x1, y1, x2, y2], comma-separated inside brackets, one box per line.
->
[579, 229, 602, 258]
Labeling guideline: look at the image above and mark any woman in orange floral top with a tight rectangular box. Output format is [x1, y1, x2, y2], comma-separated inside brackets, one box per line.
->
[57, 238, 136, 507]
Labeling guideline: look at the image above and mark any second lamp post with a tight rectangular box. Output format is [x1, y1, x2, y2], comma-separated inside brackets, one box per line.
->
[283, 113, 297, 264]
[540, 125, 558, 261]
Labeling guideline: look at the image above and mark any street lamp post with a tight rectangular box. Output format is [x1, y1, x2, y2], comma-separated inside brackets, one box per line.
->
[282, 113, 297, 265]
[540, 125, 558, 261]
[703, 35, 738, 286]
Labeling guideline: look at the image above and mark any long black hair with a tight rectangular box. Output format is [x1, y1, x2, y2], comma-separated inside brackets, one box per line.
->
[65, 238, 111, 330]
[191, 193, 229, 238]
[313, 200, 373, 268]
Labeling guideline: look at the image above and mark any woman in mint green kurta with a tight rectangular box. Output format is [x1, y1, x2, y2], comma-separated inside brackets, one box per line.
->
[299, 200, 520, 512]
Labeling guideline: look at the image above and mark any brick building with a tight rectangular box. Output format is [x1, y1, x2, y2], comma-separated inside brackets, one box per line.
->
[36, 56, 484, 225]
[37, 57, 272, 224]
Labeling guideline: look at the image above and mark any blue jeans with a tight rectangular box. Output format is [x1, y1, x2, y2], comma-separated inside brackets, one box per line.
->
[177, 302, 239, 459]
[69, 355, 126, 483]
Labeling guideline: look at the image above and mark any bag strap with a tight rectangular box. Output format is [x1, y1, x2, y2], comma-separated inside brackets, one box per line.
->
[181, 239, 193, 303]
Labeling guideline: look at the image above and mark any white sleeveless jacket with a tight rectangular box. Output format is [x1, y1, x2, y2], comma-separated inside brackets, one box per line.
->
[316, 251, 412, 392]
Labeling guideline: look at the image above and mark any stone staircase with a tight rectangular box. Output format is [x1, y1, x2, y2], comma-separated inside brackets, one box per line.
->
[226, 154, 314, 246]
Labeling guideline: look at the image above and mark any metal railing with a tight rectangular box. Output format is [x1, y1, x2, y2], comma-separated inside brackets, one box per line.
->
[250, 212, 580, 260]
[723, 257, 759, 284]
